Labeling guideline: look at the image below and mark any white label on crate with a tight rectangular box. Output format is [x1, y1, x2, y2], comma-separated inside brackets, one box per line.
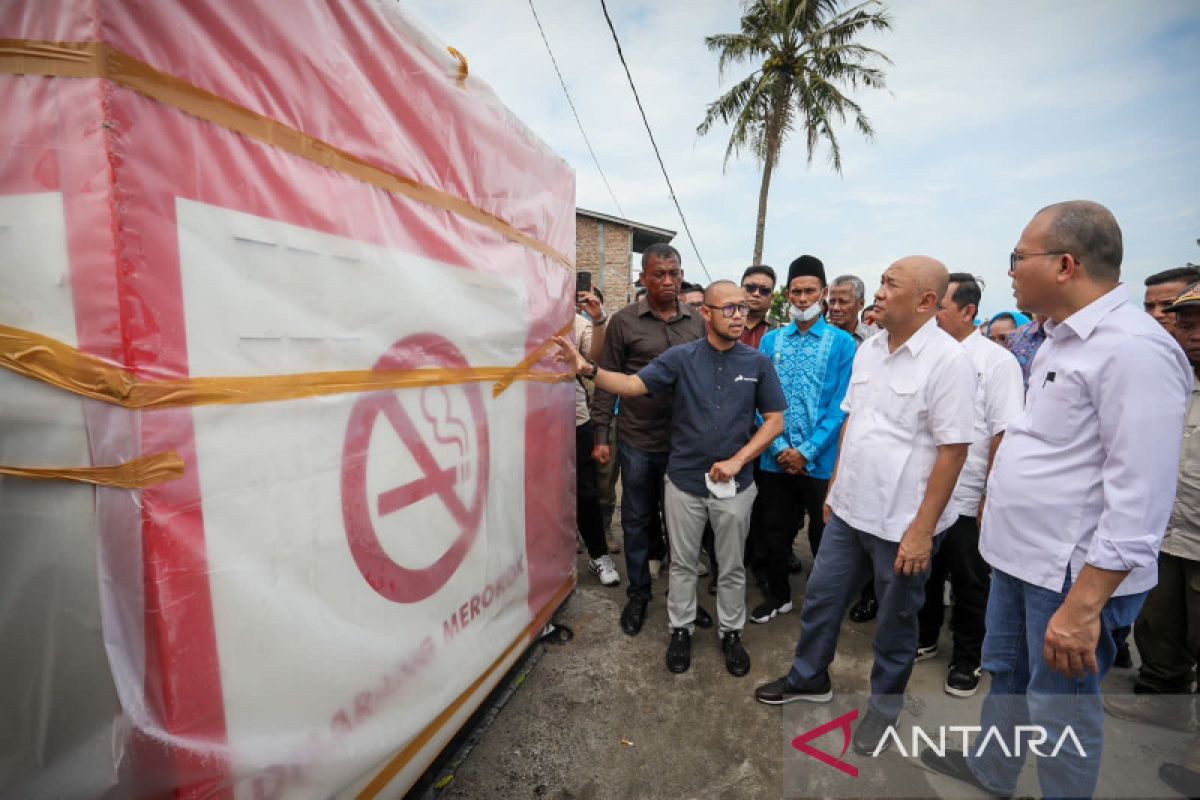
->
[176, 199, 531, 799]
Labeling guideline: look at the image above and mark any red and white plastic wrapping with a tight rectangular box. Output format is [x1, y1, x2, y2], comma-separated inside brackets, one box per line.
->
[0, 2, 577, 797]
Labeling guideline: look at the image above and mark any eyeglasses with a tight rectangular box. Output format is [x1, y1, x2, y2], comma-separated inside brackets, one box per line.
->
[742, 284, 773, 297]
[705, 303, 750, 318]
[1009, 250, 1067, 272]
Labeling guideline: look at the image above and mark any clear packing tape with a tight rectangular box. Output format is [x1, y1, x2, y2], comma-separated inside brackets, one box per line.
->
[0, 3, 579, 798]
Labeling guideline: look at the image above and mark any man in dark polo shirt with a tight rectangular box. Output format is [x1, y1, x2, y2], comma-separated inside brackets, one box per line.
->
[559, 281, 786, 676]
[591, 243, 706, 636]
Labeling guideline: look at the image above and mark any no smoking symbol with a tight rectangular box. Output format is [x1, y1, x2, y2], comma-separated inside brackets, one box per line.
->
[341, 333, 490, 603]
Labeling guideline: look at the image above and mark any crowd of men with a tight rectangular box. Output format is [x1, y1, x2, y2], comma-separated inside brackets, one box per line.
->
[555, 200, 1199, 799]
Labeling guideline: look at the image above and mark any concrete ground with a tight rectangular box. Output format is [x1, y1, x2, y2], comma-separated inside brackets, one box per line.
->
[435, 529, 1191, 800]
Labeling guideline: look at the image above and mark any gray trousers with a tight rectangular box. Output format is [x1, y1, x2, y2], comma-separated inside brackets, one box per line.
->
[663, 477, 757, 634]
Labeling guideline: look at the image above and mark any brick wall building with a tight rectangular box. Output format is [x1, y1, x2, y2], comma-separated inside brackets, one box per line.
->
[575, 208, 675, 317]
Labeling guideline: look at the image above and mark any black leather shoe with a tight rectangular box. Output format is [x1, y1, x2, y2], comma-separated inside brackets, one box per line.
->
[620, 598, 648, 636]
[666, 628, 691, 673]
[694, 605, 714, 629]
[851, 708, 896, 756]
[848, 597, 878, 623]
[920, 748, 1009, 798]
[721, 630, 750, 677]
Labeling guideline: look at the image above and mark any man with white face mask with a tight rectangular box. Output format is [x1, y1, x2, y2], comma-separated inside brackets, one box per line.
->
[750, 256, 857, 624]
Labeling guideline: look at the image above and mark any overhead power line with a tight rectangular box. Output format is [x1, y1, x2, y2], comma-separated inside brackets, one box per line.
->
[528, 0, 625, 218]
[598, 0, 710, 281]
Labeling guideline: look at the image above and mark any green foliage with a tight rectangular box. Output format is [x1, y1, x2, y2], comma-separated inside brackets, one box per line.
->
[768, 289, 789, 324]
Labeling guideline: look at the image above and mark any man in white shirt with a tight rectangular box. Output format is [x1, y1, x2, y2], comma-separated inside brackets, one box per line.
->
[922, 201, 1194, 799]
[754, 256, 975, 756]
[918, 273, 1025, 698]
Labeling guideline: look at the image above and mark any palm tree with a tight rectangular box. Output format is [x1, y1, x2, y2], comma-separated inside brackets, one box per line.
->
[698, 0, 892, 265]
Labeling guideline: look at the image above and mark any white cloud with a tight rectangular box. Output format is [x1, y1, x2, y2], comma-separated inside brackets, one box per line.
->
[402, 0, 1200, 313]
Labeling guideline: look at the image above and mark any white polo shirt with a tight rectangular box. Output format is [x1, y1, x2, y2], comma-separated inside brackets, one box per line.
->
[950, 333, 1026, 517]
[827, 317, 976, 541]
[980, 286, 1193, 595]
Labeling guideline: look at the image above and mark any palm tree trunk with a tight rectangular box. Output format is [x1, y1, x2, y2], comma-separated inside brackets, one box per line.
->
[752, 112, 783, 265]
[753, 153, 773, 266]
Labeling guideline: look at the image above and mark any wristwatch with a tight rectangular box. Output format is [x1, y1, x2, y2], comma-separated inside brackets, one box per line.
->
[584, 360, 599, 380]
[591, 311, 608, 325]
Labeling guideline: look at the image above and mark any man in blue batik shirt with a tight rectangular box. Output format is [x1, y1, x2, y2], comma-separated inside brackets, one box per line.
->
[750, 255, 857, 624]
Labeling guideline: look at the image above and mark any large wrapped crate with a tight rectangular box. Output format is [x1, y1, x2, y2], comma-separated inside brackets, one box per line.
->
[0, 2, 578, 797]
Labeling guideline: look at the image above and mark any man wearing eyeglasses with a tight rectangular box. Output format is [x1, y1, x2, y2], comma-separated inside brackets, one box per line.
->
[740, 265, 779, 349]
[921, 201, 1193, 799]
[590, 243, 706, 637]
[557, 281, 786, 677]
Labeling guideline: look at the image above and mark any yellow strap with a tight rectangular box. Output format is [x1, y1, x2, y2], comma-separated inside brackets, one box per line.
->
[0, 324, 573, 409]
[0, 451, 184, 489]
[0, 39, 572, 271]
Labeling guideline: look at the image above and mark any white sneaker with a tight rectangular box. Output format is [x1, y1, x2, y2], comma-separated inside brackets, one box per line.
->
[588, 555, 620, 586]
[648, 558, 662, 579]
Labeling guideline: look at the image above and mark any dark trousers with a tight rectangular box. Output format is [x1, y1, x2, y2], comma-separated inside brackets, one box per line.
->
[788, 514, 943, 721]
[1133, 551, 1200, 693]
[576, 422, 608, 560]
[618, 442, 669, 600]
[917, 514, 990, 667]
[758, 470, 829, 606]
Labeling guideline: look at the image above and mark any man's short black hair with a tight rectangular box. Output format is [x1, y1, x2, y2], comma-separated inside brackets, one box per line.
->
[641, 243, 681, 267]
[741, 264, 777, 287]
[591, 285, 605, 304]
[1145, 266, 1200, 287]
[679, 281, 702, 293]
[946, 272, 983, 313]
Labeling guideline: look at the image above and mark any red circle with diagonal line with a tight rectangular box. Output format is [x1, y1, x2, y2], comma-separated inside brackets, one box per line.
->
[341, 333, 489, 603]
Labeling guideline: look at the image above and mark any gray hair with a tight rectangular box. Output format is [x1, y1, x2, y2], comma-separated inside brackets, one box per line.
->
[831, 274, 866, 302]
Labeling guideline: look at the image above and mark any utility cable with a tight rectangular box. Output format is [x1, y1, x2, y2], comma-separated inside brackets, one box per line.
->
[528, 0, 625, 218]
[598, 0, 710, 281]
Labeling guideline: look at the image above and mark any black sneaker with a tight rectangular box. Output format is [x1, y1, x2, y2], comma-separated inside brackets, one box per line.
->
[915, 642, 939, 662]
[620, 597, 648, 636]
[666, 628, 691, 673]
[754, 673, 832, 705]
[694, 605, 714, 629]
[749, 598, 795, 624]
[722, 630, 750, 677]
[848, 596, 878, 623]
[944, 664, 982, 698]
[920, 748, 1008, 797]
[1159, 761, 1200, 799]
[852, 707, 897, 756]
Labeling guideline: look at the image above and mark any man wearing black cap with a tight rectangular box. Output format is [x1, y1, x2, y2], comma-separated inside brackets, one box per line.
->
[751, 255, 856, 625]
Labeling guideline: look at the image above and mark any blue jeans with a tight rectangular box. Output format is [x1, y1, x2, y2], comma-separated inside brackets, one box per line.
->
[788, 514, 943, 720]
[967, 568, 1146, 799]
[618, 442, 669, 601]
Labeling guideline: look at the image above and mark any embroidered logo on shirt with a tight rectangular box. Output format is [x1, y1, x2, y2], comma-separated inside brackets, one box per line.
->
[733, 374, 758, 383]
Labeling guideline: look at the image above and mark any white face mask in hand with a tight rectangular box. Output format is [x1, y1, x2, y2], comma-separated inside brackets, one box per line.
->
[705, 473, 738, 499]
[789, 302, 821, 323]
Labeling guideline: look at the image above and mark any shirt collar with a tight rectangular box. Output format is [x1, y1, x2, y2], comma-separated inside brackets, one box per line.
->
[881, 316, 940, 357]
[1045, 284, 1127, 342]
[785, 315, 830, 338]
[637, 295, 694, 320]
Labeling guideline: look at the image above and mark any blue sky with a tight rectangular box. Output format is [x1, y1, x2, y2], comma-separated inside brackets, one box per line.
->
[403, 0, 1199, 316]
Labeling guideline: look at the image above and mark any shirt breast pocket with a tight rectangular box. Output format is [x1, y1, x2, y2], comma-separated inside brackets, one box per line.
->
[1026, 381, 1083, 445]
[881, 377, 920, 428]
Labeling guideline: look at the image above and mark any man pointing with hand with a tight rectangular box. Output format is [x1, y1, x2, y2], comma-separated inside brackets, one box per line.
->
[556, 280, 785, 677]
